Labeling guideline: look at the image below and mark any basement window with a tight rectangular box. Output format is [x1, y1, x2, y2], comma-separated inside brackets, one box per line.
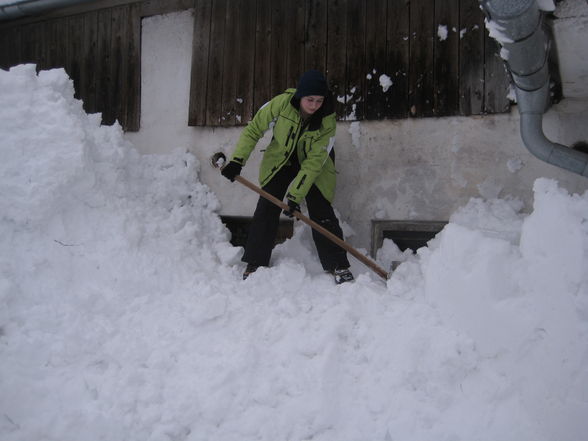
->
[221, 216, 293, 248]
[371, 220, 447, 258]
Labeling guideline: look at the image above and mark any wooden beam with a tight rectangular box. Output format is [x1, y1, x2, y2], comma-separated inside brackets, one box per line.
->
[253, 0, 272, 113]
[126, 2, 141, 130]
[188, 0, 212, 126]
[409, 0, 435, 118]
[433, 0, 459, 116]
[364, 0, 388, 120]
[386, 0, 409, 119]
[326, 0, 348, 119]
[459, 0, 485, 115]
[345, 0, 366, 121]
[304, 0, 327, 73]
[484, 32, 510, 114]
[0, 0, 195, 29]
[235, 0, 256, 125]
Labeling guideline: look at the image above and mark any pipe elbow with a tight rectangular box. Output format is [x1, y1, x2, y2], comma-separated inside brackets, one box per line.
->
[519, 113, 557, 162]
[519, 109, 588, 177]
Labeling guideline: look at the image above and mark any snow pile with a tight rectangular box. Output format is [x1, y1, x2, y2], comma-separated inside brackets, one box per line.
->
[418, 182, 588, 440]
[1, 66, 588, 441]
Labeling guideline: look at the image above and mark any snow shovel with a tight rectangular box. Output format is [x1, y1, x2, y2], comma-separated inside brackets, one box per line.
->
[211, 152, 389, 281]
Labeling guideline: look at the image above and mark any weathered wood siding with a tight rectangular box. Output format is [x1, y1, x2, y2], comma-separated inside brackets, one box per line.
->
[0, 0, 512, 131]
[0, 3, 142, 131]
[189, 0, 511, 126]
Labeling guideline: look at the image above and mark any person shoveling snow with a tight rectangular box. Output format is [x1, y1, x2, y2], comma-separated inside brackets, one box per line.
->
[220, 70, 354, 284]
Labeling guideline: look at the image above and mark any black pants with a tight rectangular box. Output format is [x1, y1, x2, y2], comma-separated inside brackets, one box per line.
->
[242, 162, 350, 271]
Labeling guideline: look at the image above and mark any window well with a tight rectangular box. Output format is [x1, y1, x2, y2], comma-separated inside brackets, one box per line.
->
[371, 220, 447, 257]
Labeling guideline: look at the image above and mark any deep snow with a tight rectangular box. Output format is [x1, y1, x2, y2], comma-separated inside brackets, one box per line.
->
[1, 65, 587, 441]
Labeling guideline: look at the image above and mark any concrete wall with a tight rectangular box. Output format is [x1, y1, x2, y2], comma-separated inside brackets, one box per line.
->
[126, 5, 588, 251]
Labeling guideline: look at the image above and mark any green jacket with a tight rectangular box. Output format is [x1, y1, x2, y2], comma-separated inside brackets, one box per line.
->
[230, 88, 337, 204]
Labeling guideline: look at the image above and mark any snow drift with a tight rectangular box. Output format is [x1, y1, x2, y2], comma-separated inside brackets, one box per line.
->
[1, 65, 587, 441]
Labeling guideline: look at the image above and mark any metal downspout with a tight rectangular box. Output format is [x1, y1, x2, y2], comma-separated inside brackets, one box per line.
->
[480, 0, 588, 178]
[0, 0, 93, 22]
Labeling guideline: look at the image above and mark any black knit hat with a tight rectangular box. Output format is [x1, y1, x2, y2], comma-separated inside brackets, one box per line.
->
[294, 70, 328, 98]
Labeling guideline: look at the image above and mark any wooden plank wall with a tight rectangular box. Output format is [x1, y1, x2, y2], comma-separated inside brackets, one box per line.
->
[386, 0, 410, 119]
[0, 0, 512, 130]
[0, 2, 142, 131]
[189, 0, 511, 126]
[459, 0, 485, 115]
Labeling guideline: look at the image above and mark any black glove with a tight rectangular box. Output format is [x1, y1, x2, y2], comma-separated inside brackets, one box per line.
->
[221, 161, 242, 182]
[283, 198, 301, 218]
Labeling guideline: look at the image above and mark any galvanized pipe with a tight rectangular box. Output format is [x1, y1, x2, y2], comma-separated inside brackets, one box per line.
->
[0, 0, 93, 22]
[480, 0, 588, 177]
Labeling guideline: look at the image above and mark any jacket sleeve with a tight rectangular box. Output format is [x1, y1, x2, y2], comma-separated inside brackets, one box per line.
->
[230, 93, 289, 166]
[287, 114, 336, 204]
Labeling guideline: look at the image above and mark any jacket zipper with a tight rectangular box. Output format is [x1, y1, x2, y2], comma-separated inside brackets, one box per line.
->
[296, 174, 307, 190]
[285, 126, 293, 146]
[263, 117, 306, 185]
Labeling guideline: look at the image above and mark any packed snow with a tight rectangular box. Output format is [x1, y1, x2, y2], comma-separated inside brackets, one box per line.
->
[537, 0, 556, 12]
[1, 65, 588, 441]
[484, 19, 514, 44]
[379, 74, 393, 93]
[437, 25, 448, 41]
[348, 122, 362, 150]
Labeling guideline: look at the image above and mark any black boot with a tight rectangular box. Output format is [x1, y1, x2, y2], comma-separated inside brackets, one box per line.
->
[243, 264, 259, 280]
[331, 267, 354, 284]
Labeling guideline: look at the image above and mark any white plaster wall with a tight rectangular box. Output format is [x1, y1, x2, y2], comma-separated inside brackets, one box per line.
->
[553, 0, 588, 100]
[336, 110, 588, 246]
[126, 7, 588, 251]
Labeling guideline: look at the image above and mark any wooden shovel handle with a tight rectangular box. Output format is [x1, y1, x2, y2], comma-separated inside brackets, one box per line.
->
[233, 175, 389, 280]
